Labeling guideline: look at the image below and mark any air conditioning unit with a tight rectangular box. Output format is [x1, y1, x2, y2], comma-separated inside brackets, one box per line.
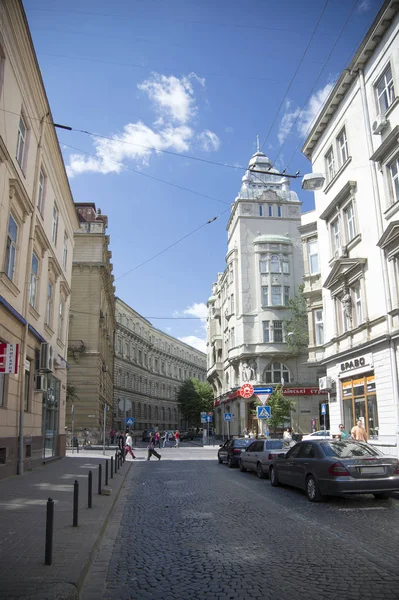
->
[35, 374, 47, 392]
[40, 343, 54, 372]
[319, 376, 332, 390]
[334, 246, 348, 259]
[372, 114, 389, 135]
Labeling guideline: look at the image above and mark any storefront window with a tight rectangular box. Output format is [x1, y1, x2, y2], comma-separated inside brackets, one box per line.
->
[341, 374, 379, 439]
[42, 375, 60, 459]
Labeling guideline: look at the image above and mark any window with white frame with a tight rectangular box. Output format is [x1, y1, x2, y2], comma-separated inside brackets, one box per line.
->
[268, 205, 273, 217]
[29, 253, 39, 307]
[376, 64, 395, 115]
[307, 239, 319, 274]
[389, 157, 399, 205]
[261, 285, 268, 306]
[263, 321, 270, 343]
[52, 203, 59, 245]
[273, 320, 284, 342]
[282, 259, 290, 274]
[16, 114, 27, 168]
[264, 362, 290, 384]
[117, 338, 122, 353]
[4, 214, 18, 280]
[259, 255, 268, 273]
[230, 294, 234, 314]
[271, 285, 281, 305]
[331, 219, 341, 252]
[38, 168, 46, 214]
[353, 284, 363, 326]
[259, 204, 263, 216]
[325, 147, 336, 183]
[231, 327, 235, 347]
[337, 128, 349, 166]
[270, 255, 280, 273]
[58, 300, 64, 341]
[63, 232, 68, 270]
[314, 309, 324, 346]
[45, 282, 53, 326]
[277, 205, 282, 217]
[229, 262, 233, 283]
[345, 202, 356, 241]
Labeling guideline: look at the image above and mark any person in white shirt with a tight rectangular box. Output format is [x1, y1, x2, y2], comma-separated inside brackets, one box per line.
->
[125, 432, 136, 459]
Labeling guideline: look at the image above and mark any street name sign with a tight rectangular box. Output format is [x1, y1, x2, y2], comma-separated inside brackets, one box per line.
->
[257, 406, 271, 419]
[224, 413, 233, 421]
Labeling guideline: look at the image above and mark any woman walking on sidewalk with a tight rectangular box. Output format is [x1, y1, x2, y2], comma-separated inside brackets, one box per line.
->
[147, 435, 161, 461]
[125, 432, 136, 459]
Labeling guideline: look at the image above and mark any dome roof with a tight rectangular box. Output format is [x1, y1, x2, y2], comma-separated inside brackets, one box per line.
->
[253, 234, 292, 245]
[248, 151, 273, 170]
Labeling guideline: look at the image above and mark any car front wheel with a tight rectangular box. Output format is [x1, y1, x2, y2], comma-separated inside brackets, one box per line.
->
[257, 462, 266, 479]
[306, 475, 323, 502]
[270, 466, 279, 486]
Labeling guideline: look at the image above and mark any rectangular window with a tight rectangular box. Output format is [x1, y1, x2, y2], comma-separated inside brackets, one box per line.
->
[314, 309, 324, 346]
[4, 215, 18, 280]
[342, 376, 378, 439]
[117, 338, 122, 353]
[259, 258, 268, 273]
[229, 263, 233, 283]
[38, 168, 45, 214]
[63, 232, 68, 270]
[231, 294, 234, 314]
[389, 157, 399, 205]
[139, 350, 142, 364]
[45, 282, 53, 326]
[273, 320, 283, 343]
[282, 260, 290, 274]
[29, 253, 39, 308]
[277, 206, 282, 217]
[268, 205, 273, 217]
[354, 285, 363, 326]
[259, 204, 263, 216]
[270, 255, 280, 273]
[52, 203, 59, 245]
[261, 285, 268, 306]
[345, 203, 356, 241]
[284, 286, 290, 306]
[271, 285, 281, 306]
[16, 115, 27, 168]
[24, 362, 30, 412]
[263, 321, 270, 343]
[337, 128, 349, 166]
[231, 327, 235, 347]
[376, 64, 395, 114]
[155, 359, 158, 371]
[325, 148, 335, 183]
[331, 219, 340, 252]
[307, 239, 319, 274]
[0, 374, 5, 407]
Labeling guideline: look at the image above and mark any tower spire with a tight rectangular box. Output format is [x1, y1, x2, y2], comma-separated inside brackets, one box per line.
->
[256, 134, 260, 153]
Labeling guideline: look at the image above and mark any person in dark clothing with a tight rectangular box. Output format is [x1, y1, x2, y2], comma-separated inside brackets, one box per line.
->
[118, 431, 125, 458]
[147, 435, 161, 461]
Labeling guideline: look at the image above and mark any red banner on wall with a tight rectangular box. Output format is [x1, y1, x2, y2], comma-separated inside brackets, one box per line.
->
[0, 343, 19, 374]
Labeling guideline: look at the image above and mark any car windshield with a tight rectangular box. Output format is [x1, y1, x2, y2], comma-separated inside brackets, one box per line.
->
[234, 439, 252, 447]
[324, 441, 382, 458]
[265, 440, 283, 449]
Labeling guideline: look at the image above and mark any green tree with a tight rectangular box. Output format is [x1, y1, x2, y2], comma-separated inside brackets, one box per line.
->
[66, 384, 78, 404]
[284, 284, 309, 355]
[252, 385, 295, 435]
[177, 378, 214, 426]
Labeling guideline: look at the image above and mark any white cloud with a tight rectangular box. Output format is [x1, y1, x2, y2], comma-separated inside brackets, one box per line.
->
[183, 302, 208, 320]
[278, 81, 336, 144]
[358, 0, 371, 12]
[66, 72, 219, 178]
[178, 335, 207, 353]
[198, 130, 221, 152]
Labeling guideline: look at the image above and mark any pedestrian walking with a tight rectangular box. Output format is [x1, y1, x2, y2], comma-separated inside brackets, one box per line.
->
[147, 437, 161, 461]
[283, 428, 292, 441]
[125, 432, 136, 459]
[110, 428, 116, 445]
[118, 431, 125, 458]
[174, 430, 180, 448]
[154, 431, 161, 448]
[351, 420, 368, 442]
[338, 424, 349, 439]
[162, 430, 169, 448]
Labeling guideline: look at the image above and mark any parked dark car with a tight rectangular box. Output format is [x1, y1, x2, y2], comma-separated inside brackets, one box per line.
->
[239, 439, 295, 478]
[141, 429, 156, 442]
[179, 430, 194, 441]
[269, 439, 399, 502]
[218, 438, 253, 468]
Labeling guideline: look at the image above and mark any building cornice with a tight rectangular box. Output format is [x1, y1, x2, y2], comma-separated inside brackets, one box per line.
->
[319, 181, 357, 221]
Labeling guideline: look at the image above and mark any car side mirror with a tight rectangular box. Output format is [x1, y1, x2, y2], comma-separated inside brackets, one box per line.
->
[219, 444, 223, 447]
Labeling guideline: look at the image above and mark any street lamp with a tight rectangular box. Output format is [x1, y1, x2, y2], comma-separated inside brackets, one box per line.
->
[301, 173, 325, 191]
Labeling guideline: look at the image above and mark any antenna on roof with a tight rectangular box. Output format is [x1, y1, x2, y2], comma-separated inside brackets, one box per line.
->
[256, 134, 260, 153]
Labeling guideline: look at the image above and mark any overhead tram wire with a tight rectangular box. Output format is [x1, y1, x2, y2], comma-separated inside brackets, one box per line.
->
[259, 0, 329, 154]
[273, 0, 360, 171]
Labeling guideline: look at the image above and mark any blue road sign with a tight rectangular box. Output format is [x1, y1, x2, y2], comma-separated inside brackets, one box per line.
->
[205, 415, 212, 422]
[321, 403, 327, 415]
[126, 417, 135, 425]
[254, 387, 273, 394]
[257, 406, 271, 419]
[224, 413, 233, 421]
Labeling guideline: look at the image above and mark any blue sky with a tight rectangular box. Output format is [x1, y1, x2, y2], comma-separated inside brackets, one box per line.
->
[25, 0, 383, 352]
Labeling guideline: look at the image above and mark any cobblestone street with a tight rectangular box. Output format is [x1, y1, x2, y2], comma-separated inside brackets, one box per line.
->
[81, 447, 399, 600]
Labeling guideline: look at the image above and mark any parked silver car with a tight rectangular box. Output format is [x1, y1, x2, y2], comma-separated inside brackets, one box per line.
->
[239, 439, 294, 478]
[269, 439, 399, 502]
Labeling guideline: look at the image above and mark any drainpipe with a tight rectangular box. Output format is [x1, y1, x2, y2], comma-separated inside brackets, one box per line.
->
[17, 113, 47, 475]
[358, 69, 398, 453]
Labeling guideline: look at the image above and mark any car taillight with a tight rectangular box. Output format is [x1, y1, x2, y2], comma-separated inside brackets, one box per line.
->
[328, 462, 350, 476]
[232, 448, 242, 454]
[394, 461, 399, 474]
[268, 453, 277, 460]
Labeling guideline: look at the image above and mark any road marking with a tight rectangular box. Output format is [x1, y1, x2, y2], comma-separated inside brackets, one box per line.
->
[338, 507, 387, 511]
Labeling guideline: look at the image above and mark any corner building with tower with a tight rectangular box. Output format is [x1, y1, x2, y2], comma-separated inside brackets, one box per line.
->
[206, 149, 325, 436]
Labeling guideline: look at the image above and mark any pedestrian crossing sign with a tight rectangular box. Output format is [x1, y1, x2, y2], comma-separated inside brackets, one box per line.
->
[126, 417, 135, 425]
[257, 406, 271, 419]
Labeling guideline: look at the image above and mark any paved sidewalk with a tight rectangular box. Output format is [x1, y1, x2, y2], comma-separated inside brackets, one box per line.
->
[0, 453, 133, 600]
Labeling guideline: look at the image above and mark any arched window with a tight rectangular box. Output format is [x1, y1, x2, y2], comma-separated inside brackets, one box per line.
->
[162, 407, 165, 421]
[155, 406, 159, 420]
[270, 255, 281, 273]
[263, 362, 290, 384]
[144, 404, 147, 418]
[138, 403, 142, 417]
[148, 405, 152, 420]
[168, 408, 171, 421]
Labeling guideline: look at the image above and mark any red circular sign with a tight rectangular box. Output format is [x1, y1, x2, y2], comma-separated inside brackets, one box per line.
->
[239, 383, 254, 399]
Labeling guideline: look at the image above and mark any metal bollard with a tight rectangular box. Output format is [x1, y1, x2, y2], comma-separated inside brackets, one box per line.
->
[110, 456, 113, 479]
[105, 459, 109, 486]
[115, 451, 118, 473]
[45, 498, 54, 565]
[88, 470, 92, 508]
[98, 463, 102, 495]
[73, 480, 79, 527]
